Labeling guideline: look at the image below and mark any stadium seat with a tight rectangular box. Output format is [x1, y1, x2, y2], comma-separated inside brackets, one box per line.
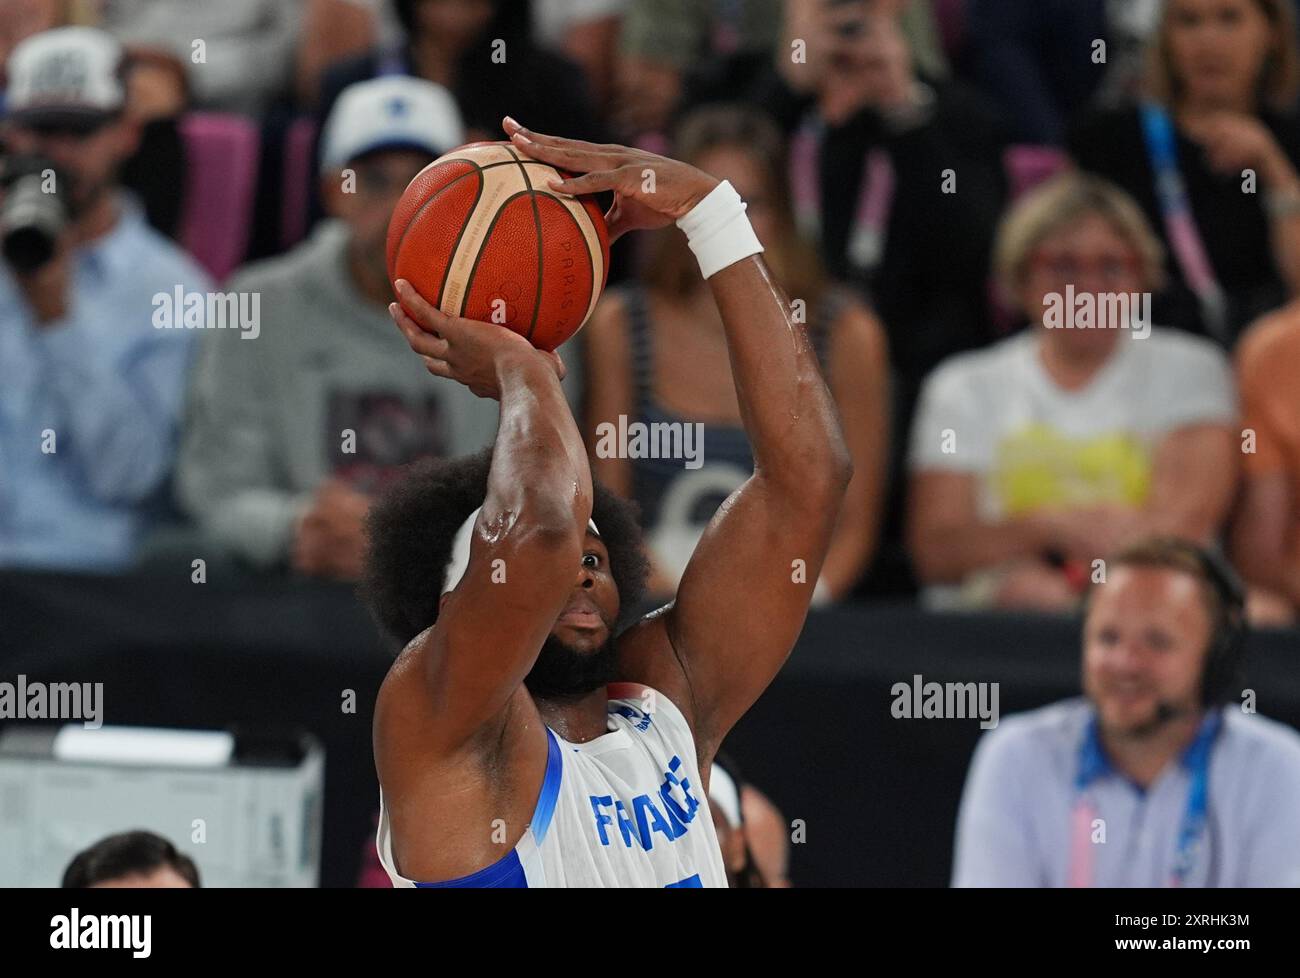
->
[178, 112, 262, 283]
[280, 116, 317, 252]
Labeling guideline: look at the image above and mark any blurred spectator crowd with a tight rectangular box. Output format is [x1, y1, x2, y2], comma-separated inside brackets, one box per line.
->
[4, 0, 1300, 631]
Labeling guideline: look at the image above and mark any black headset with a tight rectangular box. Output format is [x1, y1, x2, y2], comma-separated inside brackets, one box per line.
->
[1188, 545, 1248, 706]
[1083, 540, 1248, 706]
[1171, 546, 1242, 890]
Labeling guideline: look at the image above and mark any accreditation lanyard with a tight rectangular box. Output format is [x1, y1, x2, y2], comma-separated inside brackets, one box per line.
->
[1068, 710, 1221, 888]
[790, 112, 895, 277]
[377, 45, 406, 76]
[1137, 102, 1229, 342]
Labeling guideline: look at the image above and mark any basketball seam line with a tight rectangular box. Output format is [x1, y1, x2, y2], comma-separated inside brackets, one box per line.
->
[391, 160, 485, 311]
[478, 159, 563, 172]
[563, 195, 604, 324]
[506, 145, 545, 343]
[440, 172, 485, 313]
[460, 188, 545, 334]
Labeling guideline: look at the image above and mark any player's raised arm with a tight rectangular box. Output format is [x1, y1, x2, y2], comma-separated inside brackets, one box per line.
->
[505, 120, 852, 757]
[379, 280, 592, 755]
[665, 251, 853, 742]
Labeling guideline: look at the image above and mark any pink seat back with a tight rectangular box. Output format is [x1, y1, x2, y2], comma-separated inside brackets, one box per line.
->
[991, 147, 1071, 331]
[1004, 144, 1070, 200]
[281, 116, 317, 251]
[179, 112, 261, 283]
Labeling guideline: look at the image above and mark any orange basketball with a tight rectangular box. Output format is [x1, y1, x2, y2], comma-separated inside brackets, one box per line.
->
[386, 140, 610, 352]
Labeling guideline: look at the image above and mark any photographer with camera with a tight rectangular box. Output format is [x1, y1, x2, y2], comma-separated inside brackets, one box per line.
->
[0, 27, 211, 572]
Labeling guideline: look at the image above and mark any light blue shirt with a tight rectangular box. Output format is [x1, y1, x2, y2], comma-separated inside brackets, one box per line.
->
[952, 698, 1300, 887]
[0, 196, 210, 571]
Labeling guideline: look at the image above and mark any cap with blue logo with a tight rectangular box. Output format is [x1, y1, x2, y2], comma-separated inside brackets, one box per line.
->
[320, 76, 465, 173]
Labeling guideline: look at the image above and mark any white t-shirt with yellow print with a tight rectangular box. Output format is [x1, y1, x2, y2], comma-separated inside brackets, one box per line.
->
[908, 327, 1236, 607]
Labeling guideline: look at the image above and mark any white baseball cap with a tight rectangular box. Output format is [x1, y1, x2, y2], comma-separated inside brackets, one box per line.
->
[708, 762, 743, 830]
[320, 76, 465, 173]
[5, 27, 125, 128]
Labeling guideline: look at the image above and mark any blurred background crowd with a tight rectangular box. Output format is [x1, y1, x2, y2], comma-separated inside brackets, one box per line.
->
[4, 0, 1300, 888]
[4, 0, 1300, 622]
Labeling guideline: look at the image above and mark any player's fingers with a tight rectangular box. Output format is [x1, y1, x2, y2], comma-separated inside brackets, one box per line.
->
[509, 132, 607, 173]
[413, 331, 450, 358]
[388, 301, 421, 343]
[421, 356, 454, 380]
[504, 117, 627, 158]
[394, 278, 452, 335]
[388, 299, 423, 340]
[542, 349, 566, 382]
[390, 303, 450, 358]
[508, 128, 632, 175]
[547, 168, 629, 197]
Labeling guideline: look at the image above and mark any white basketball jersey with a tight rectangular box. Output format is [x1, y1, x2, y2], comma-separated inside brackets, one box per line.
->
[376, 682, 728, 888]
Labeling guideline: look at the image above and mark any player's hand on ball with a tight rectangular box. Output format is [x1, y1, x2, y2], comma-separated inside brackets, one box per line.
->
[502, 116, 719, 242]
[390, 279, 565, 399]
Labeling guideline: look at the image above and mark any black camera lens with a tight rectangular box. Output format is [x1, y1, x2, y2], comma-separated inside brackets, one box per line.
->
[0, 156, 68, 274]
[2, 223, 58, 273]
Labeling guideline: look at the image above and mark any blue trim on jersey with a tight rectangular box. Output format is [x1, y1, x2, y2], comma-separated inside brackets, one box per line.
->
[413, 848, 528, 888]
[665, 873, 703, 888]
[532, 728, 563, 845]
[408, 727, 563, 888]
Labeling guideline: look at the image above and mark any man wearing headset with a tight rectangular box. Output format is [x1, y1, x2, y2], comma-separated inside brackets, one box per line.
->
[952, 536, 1300, 887]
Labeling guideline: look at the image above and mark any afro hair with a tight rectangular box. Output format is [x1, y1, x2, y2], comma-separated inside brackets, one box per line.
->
[361, 447, 650, 648]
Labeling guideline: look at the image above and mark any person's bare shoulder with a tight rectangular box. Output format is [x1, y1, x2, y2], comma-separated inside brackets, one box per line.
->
[1237, 300, 1300, 379]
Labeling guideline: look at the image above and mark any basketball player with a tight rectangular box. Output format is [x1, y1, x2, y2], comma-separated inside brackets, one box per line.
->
[364, 118, 853, 886]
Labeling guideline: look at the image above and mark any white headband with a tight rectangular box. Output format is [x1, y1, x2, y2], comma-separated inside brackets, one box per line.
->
[442, 506, 600, 594]
[708, 762, 742, 830]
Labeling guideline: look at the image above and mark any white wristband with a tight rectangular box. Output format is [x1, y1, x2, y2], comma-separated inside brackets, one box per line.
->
[675, 179, 764, 280]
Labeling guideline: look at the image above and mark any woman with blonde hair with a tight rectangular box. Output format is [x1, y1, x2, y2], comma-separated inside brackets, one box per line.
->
[907, 172, 1238, 610]
[582, 104, 889, 604]
[1069, 0, 1300, 346]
